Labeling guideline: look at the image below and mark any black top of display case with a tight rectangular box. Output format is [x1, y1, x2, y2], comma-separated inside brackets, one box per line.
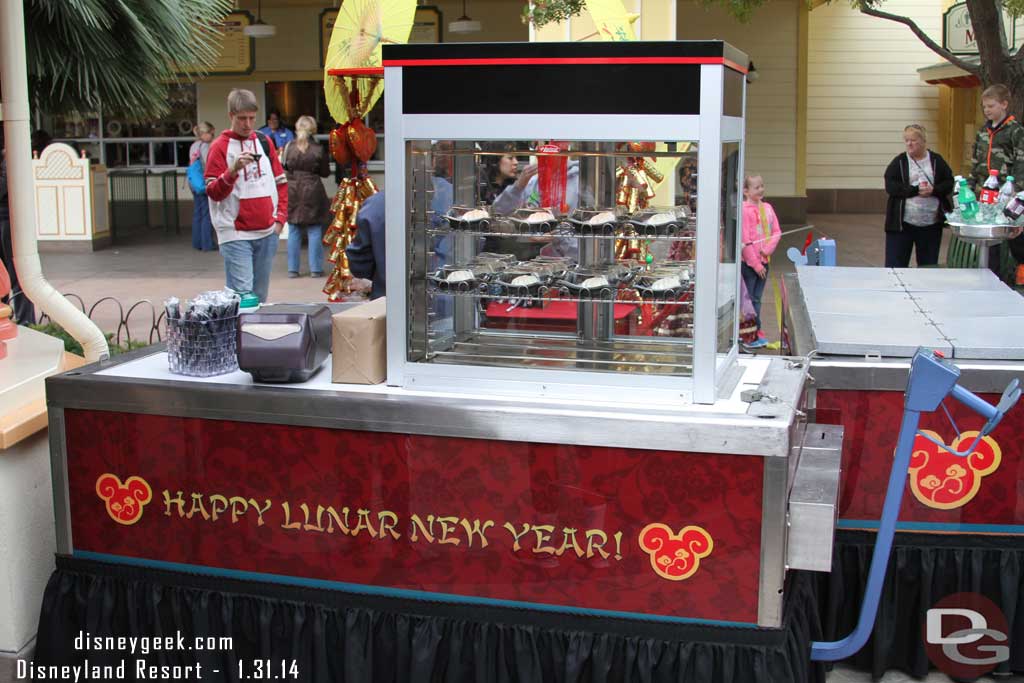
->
[382, 41, 748, 72]
[384, 41, 747, 116]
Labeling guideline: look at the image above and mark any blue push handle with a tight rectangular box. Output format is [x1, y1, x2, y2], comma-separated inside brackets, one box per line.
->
[950, 384, 999, 423]
[811, 372, 1020, 662]
[917, 380, 1022, 457]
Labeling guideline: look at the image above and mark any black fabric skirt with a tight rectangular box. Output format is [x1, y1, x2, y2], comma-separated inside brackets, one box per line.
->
[34, 555, 825, 683]
[821, 529, 1024, 678]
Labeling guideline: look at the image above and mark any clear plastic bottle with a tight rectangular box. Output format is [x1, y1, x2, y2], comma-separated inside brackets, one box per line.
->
[952, 175, 963, 213]
[998, 175, 1016, 211]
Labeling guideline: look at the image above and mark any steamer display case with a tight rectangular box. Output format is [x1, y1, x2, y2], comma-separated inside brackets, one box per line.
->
[383, 41, 750, 404]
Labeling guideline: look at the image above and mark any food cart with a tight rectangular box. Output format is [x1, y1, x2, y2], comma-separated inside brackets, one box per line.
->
[783, 265, 1024, 677]
[35, 42, 841, 682]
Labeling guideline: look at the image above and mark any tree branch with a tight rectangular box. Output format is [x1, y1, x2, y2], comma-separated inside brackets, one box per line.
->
[858, 5, 981, 75]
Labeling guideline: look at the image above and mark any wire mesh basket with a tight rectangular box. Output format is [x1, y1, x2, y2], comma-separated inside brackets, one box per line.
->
[167, 316, 239, 377]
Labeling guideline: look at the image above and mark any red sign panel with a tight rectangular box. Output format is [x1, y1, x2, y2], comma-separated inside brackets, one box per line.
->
[817, 389, 1024, 530]
[64, 409, 765, 624]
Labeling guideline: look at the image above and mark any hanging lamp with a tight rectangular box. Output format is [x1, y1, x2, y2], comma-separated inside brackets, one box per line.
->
[448, 0, 481, 34]
[243, 0, 277, 38]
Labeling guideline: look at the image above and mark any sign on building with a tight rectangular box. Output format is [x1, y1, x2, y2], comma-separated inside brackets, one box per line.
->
[943, 2, 1024, 55]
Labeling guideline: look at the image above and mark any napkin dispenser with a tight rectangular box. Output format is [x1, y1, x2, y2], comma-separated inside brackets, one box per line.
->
[237, 304, 332, 383]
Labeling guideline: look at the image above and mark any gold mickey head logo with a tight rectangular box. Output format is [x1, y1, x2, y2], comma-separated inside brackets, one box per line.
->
[638, 523, 713, 582]
[96, 474, 153, 526]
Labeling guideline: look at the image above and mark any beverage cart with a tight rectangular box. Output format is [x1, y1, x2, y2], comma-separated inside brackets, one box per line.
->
[35, 42, 842, 683]
[783, 265, 1024, 677]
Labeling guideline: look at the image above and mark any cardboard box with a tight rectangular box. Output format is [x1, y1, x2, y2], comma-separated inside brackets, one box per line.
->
[332, 297, 386, 384]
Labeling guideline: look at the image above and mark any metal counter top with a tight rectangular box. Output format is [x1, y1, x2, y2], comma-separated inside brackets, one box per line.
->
[794, 266, 1024, 361]
[45, 345, 809, 457]
[783, 270, 1024, 391]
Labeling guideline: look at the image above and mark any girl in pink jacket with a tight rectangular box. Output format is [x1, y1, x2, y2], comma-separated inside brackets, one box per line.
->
[740, 174, 781, 349]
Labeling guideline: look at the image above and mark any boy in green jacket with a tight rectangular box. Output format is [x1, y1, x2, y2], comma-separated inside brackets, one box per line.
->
[967, 84, 1024, 273]
[967, 83, 1024, 192]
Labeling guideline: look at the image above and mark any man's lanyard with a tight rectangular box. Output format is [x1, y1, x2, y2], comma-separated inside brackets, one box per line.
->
[987, 115, 1016, 171]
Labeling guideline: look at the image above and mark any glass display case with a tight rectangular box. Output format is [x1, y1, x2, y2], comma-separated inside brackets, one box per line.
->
[383, 41, 747, 403]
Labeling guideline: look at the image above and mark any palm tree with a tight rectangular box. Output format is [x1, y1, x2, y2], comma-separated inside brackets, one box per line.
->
[25, 0, 233, 120]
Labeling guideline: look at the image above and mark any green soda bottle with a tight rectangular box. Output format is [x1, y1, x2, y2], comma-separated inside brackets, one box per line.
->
[958, 178, 979, 221]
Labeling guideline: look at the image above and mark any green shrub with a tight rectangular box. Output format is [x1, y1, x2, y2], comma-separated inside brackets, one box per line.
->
[28, 322, 150, 357]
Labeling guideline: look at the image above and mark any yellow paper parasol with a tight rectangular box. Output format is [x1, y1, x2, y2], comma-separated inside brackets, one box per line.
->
[323, 0, 416, 121]
[585, 0, 638, 41]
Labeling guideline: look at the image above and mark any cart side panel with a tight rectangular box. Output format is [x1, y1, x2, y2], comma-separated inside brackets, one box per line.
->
[817, 389, 1024, 532]
[65, 408, 765, 624]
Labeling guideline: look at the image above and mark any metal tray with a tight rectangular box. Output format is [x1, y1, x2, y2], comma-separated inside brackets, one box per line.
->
[893, 267, 1004, 292]
[910, 290, 1024, 318]
[796, 266, 904, 290]
[936, 316, 1024, 360]
[947, 221, 1024, 242]
[633, 273, 693, 301]
[443, 206, 493, 231]
[556, 265, 637, 298]
[808, 311, 952, 358]
[507, 208, 562, 235]
[621, 208, 691, 237]
[565, 208, 622, 235]
[427, 266, 489, 294]
[491, 269, 551, 297]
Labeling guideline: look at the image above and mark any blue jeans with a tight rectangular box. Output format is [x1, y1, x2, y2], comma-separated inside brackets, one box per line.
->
[220, 233, 279, 303]
[741, 262, 768, 330]
[287, 223, 325, 274]
[191, 194, 216, 251]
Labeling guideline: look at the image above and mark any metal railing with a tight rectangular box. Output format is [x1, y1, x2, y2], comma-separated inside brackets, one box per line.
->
[108, 168, 184, 240]
[108, 169, 149, 238]
[38, 294, 166, 348]
[154, 168, 182, 234]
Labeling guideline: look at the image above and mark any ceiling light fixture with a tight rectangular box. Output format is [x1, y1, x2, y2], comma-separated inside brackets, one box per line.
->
[243, 0, 277, 38]
[449, 0, 481, 34]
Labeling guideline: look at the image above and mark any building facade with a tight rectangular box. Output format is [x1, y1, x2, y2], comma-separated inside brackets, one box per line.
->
[29, 0, 994, 224]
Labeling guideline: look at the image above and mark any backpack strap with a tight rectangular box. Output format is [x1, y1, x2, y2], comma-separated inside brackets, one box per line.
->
[255, 132, 273, 159]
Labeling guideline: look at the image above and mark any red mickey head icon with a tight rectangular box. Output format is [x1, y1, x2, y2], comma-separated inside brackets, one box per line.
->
[908, 431, 1001, 510]
[96, 474, 153, 526]
[638, 523, 713, 581]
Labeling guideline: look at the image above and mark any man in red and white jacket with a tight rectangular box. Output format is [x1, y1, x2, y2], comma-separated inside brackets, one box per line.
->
[204, 89, 288, 303]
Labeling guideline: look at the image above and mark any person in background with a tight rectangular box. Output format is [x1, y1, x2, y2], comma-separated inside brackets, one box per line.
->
[30, 129, 52, 157]
[967, 84, 1024, 192]
[740, 172, 781, 350]
[478, 144, 522, 205]
[968, 84, 1024, 271]
[347, 191, 386, 299]
[281, 115, 330, 278]
[478, 144, 533, 256]
[188, 122, 217, 251]
[883, 124, 954, 268]
[258, 109, 294, 153]
[0, 130, 36, 324]
[204, 89, 287, 303]
[491, 141, 585, 259]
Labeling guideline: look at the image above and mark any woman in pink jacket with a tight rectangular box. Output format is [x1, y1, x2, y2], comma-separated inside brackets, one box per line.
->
[740, 173, 781, 350]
